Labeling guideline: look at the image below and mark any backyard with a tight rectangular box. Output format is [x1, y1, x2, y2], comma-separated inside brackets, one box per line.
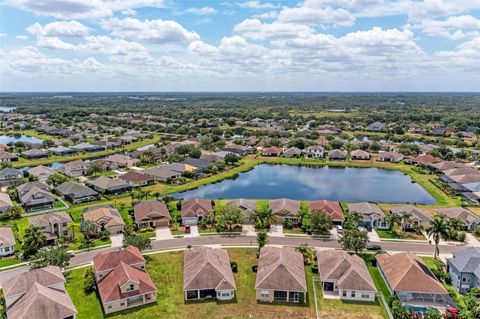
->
[65, 248, 389, 319]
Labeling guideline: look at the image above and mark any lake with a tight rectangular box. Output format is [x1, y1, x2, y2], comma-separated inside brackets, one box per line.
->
[0, 134, 43, 144]
[173, 164, 436, 204]
[0, 106, 16, 112]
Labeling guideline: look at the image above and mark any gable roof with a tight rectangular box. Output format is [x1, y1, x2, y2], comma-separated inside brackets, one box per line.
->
[83, 207, 125, 228]
[0, 192, 13, 209]
[448, 247, 480, 278]
[2, 266, 65, 298]
[56, 182, 98, 198]
[7, 282, 77, 319]
[89, 176, 130, 190]
[183, 247, 236, 291]
[0, 226, 15, 247]
[436, 207, 480, 225]
[119, 171, 153, 183]
[309, 200, 344, 221]
[317, 250, 376, 292]
[181, 198, 213, 218]
[390, 205, 432, 224]
[255, 246, 307, 292]
[269, 198, 300, 216]
[93, 245, 145, 272]
[97, 261, 156, 303]
[20, 186, 55, 205]
[29, 212, 72, 228]
[227, 198, 256, 212]
[26, 165, 56, 177]
[376, 253, 447, 294]
[17, 181, 50, 197]
[134, 200, 170, 222]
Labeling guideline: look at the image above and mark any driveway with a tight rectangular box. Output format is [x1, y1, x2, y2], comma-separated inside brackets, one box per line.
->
[242, 224, 256, 236]
[110, 234, 124, 247]
[367, 229, 381, 242]
[189, 225, 199, 237]
[155, 227, 173, 240]
[465, 232, 480, 247]
[269, 224, 284, 237]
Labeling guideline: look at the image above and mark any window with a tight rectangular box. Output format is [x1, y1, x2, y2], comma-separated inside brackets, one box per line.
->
[120, 302, 125, 306]
[342, 290, 347, 297]
[5, 247, 10, 252]
[351, 291, 356, 298]
[361, 293, 370, 299]
[108, 305, 112, 309]
[261, 291, 269, 299]
[463, 278, 466, 282]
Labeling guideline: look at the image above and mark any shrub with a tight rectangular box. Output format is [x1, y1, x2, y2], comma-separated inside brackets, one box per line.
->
[311, 264, 318, 274]
[230, 261, 238, 273]
[252, 265, 258, 273]
[83, 268, 96, 293]
[457, 231, 466, 242]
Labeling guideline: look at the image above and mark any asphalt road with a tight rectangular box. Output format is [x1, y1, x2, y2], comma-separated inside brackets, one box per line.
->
[0, 235, 464, 286]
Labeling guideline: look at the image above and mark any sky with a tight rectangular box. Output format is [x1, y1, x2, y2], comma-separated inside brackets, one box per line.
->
[0, 0, 480, 92]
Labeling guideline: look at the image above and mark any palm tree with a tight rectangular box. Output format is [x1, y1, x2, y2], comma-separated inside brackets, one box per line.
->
[427, 214, 450, 260]
[448, 217, 465, 232]
[385, 212, 402, 231]
[401, 212, 413, 233]
[23, 225, 47, 258]
[67, 222, 80, 242]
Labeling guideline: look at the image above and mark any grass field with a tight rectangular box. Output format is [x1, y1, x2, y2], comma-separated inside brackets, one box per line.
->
[66, 248, 388, 319]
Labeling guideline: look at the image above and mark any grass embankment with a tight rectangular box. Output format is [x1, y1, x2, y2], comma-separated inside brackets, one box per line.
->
[66, 248, 387, 319]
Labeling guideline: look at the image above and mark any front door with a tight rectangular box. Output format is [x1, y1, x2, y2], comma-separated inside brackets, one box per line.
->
[291, 292, 299, 302]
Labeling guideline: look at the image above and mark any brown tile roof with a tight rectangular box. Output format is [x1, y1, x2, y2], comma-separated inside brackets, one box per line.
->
[7, 282, 77, 319]
[181, 198, 213, 218]
[309, 200, 344, 221]
[429, 161, 466, 171]
[2, 266, 65, 298]
[83, 207, 125, 228]
[29, 212, 72, 229]
[436, 207, 479, 225]
[119, 171, 153, 183]
[255, 246, 307, 292]
[97, 261, 156, 303]
[227, 198, 256, 212]
[317, 250, 376, 292]
[0, 192, 13, 209]
[376, 253, 447, 294]
[183, 247, 236, 291]
[134, 200, 170, 223]
[347, 202, 385, 220]
[390, 205, 432, 225]
[269, 198, 300, 217]
[93, 245, 145, 272]
[89, 176, 130, 190]
[444, 167, 480, 177]
[410, 155, 443, 165]
[0, 226, 15, 247]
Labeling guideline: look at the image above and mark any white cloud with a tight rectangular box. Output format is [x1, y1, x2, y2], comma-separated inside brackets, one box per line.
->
[81, 35, 153, 64]
[16, 35, 28, 40]
[101, 18, 200, 44]
[420, 15, 480, 40]
[234, 19, 314, 40]
[7, 0, 112, 19]
[120, 9, 136, 15]
[236, 1, 278, 9]
[104, 0, 166, 11]
[0, 33, 6, 38]
[435, 36, 480, 69]
[27, 21, 89, 37]
[185, 7, 217, 15]
[36, 36, 77, 50]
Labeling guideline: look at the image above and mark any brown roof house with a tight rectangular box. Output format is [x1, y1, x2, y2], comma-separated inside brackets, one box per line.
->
[309, 200, 344, 224]
[227, 198, 256, 223]
[93, 245, 157, 314]
[262, 146, 282, 157]
[181, 198, 213, 225]
[29, 212, 73, 244]
[390, 206, 432, 230]
[269, 198, 300, 223]
[183, 247, 236, 301]
[376, 253, 454, 311]
[350, 149, 371, 160]
[2, 266, 77, 319]
[377, 151, 404, 163]
[142, 166, 182, 182]
[317, 250, 376, 302]
[0, 192, 13, 212]
[328, 149, 347, 161]
[58, 159, 88, 177]
[255, 246, 307, 303]
[436, 207, 480, 232]
[104, 154, 140, 168]
[134, 200, 170, 228]
[88, 176, 131, 195]
[27, 165, 56, 182]
[83, 206, 125, 234]
[119, 171, 154, 187]
[347, 202, 389, 230]
[0, 226, 15, 256]
[17, 181, 55, 212]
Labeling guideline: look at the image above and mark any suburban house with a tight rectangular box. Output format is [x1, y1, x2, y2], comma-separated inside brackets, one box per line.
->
[328, 149, 347, 161]
[255, 246, 307, 303]
[55, 181, 99, 204]
[17, 181, 55, 212]
[436, 207, 480, 231]
[104, 154, 140, 168]
[317, 250, 376, 302]
[269, 198, 300, 223]
[262, 146, 282, 157]
[389, 206, 432, 229]
[134, 200, 170, 228]
[0, 167, 23, 187]
[408, 155, 443, 166]
[181, 198, 213, 225]
[347, 202, 389, 229]
[83, 206, 125, 234]
[306, 145, 324, 158]
[0, 192, 13, 212]
[29, 212, 73, 244]
[183, 247, 236, 301]
[376, 253, 454, 311]
[48, 146, 76, 156]
[350, 149, 371, 160]
[21, 148, 48, 159]
[27, 165, 56, 182]
[367, 121, 385, 131]
[142, 166, 182, 182]
[88, 176, 131, 195]
[71, 142, 104, 152]
[309, 200, 344, 224]
[283, 147, 302, 158]
[93, 246, 157, 314]
[162, 163, 199, 175]
[227, 198, 256, 222]
[0, 151, 18, 162]
[58, 160, 88, 177]
[447, 247, 480, 293]
[377, 151, 404, 162]
[118, 171, 154, 187]
[0, 226, 15, 256]
[183, 157, 214, 173]
[1, 266, 77, 319]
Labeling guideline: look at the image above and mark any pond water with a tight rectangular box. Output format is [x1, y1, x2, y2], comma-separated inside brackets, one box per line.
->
[0, 106, 16, 112]
[0, 134, 43, 144]
[173, 164, 436, 204]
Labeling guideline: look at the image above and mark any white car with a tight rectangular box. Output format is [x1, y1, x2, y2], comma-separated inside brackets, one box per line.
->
[335, 225, 343, 233]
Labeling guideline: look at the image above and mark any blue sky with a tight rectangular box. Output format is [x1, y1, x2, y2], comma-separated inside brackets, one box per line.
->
[1, 0, 479, 91]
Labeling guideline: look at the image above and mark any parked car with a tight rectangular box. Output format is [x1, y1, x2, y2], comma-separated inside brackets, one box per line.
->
[367, 245, 382, 251]
[335, 225, 343, 233]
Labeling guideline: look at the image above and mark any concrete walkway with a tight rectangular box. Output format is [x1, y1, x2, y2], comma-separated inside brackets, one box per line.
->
[188, 225, 199, 237]
[465, 232, 480, 247]
[242, 224, 256, 236]
[155, 227, 173, 240]
[269, 224, 284, 237]
[110, 234, 124, 247]
[368, 229, 381, 242]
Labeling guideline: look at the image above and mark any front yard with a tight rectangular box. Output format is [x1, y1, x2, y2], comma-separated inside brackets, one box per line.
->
[65, 248, 388, 319]
[376, 226, 426, 241]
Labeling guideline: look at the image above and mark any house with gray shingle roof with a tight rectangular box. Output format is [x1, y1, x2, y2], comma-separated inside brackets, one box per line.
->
[55, 181, 99, 204]
[27, 165, 56, 182]
[347, 202, 389, 230]
[18, 182, 55, 212]
[436, 207, 480, 232]
[88, 176, 131, 195]
[447, 247, 480, 293]
[0, 167, 23, 187]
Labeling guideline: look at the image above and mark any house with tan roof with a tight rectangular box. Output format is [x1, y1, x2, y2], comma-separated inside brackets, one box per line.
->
[0, 226, 15, 256]
[227, 198, 256, 222]
[93, 245, 157, 314]
[88, 176, 131, 195]
[377, 151, 404, 163]
[317, 250, 376, 302]
[134, 200, 170, 228]
[28, 212, 73, 244]
[181, 198, 213, 225]
[436, 207, 480, 231]
[183, 247, 236, 301]
[83, 206, 125, 234]
[119, 171, 154, 187]
[389, 205, 432, 230]
[309, 200, 344, 224]
[347, 202, 389, 229]
[27, 165, 56, 182]
[142, 166, 182, 182]
[376, 253, 455, 311]
[269, 198, 300, 223]
[2, 266, 77, 319]
[255, 246, 307, 303]
[104, 154, 139, 168]
[58, 159, 88, 177]
[0, 192, 13, 212]
[350, 149, 371, 160]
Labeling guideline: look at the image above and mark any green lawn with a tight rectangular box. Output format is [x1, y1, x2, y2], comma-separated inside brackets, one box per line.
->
[0, 258, 23, 269]
[363, 255, 392, 299]
[65, 248, 388, 319]
[376, 227, 425, 240]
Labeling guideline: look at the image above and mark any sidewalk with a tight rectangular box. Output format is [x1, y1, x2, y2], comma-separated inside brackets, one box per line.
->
[268, 224, 284, 237]
[368, 229, 381, 242]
